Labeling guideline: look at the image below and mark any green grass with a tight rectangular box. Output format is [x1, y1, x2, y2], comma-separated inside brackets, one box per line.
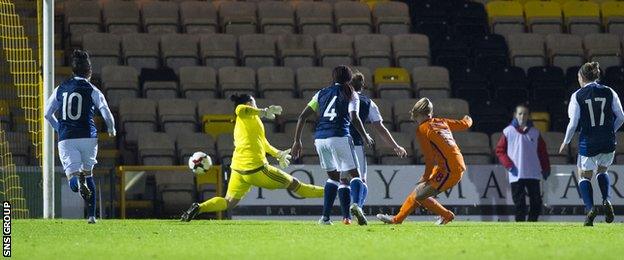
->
[13, 219, 624, 259]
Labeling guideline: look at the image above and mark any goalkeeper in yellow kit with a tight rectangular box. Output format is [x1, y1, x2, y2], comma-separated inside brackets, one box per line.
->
[181, 94, 324, 221]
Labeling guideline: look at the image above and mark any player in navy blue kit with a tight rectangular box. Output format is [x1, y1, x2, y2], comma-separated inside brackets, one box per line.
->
[348, 71, 407, 220]
[291, 65, 374, 225]
[559, 62, 624, 226]
[44, 50, 116, 224]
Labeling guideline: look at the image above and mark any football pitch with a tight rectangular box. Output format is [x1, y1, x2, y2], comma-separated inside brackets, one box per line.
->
[14, 219, 624, 259]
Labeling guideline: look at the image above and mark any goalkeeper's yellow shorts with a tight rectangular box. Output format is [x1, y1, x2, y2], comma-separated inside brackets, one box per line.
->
[226, 164, 293, 200]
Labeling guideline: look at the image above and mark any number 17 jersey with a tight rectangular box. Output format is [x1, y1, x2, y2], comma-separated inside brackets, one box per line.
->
[307, 83, 359, 140]
[572, 83, 618, 156]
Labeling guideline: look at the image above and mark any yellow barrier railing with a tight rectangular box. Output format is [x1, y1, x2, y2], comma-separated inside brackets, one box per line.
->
[117, 165, 223, 219]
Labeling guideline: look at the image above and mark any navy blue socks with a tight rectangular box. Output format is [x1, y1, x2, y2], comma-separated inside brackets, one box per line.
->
[579, 179, 594, 212]
[322, 180, 339, 220]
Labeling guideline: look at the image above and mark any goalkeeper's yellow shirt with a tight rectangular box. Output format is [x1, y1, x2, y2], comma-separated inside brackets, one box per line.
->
[230, 104, 279, 171]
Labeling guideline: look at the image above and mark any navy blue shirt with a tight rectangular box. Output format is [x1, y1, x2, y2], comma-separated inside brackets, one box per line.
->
[308, 83, 359, 140]
[46, 77, 102, 141]
[565, 83, 623, 156]
[350, 93, 371, 146]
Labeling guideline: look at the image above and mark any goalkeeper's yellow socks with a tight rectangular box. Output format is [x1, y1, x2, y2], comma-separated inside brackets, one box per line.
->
[293, 182, 324, 198]
[198, 197, 228, 213]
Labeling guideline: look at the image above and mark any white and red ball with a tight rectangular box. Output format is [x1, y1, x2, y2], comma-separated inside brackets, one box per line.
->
[188, 151, 212, 175]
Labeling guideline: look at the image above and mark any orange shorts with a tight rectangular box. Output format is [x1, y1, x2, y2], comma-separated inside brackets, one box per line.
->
[426, 165, 464, 192]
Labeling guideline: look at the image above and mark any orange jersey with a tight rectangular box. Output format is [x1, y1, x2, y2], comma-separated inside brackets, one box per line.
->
[416, 117, 472, 191]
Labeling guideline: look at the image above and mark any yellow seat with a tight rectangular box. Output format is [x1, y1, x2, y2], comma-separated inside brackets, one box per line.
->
[524, 1, 563, 34]
[602, 1, 624, 33]
[361, 0, 387, 9]
[550, 0, 579, 5]
[374, 67, 412, 100]
[531, 112, 550, 132]
[373, 67, 410, 85]
[202, 114, 234, 139]
[0, 100, 8, 116]
[563, 1, 601, 35]
[486, 1, 525, 35]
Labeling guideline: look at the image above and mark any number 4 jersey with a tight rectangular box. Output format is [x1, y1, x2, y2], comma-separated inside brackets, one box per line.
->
[44, 76, 115, 141]
[564, 82, 624, 157]
[307, 83, 359, 140]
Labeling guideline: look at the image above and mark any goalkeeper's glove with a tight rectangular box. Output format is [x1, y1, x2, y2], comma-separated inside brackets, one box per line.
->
[277, 148, 292, 169]
[260, 105, 283, 120]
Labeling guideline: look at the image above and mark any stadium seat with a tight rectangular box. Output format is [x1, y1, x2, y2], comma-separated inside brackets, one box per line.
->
[524, 1, 563, 35]
[450, 66, 490, 106]
[530, 112, 550, 133]
[432, 98, 469, 120]
[140, 68, 179, 101]
[372, 1, 411, 36]
[315, 34, 354, 68]
[200, 34, 238, 69]
[295, 1, 334, 36]
[374, 67, 412, 100]
[601, 1, 624, 35]
[583, 34, 623, 69]
[603, 66, 624, 99]
[257, 1, 295, 35]
[82, 33, 120, 76]
[219, 1, 258, 35]
[300, 132, 319, 165]
[430, 35, 470, 72]
[141, 1, 179, 34]
[63, 0, 101, 46]
[281, 99, 315, 135]
[562, 1, 601, 36]
[276, 34, 316, 69]
[411, 66, 450, 99]
[101, 66, 140, 110]
[470, 34, 509, 72]
[334, 1, 372, 35]
[5, 132, 29, 165]
[121, 33, 160, 72]
[527, 66, 566, 107]
[545, 33, 584, 71]
[296, 67, 332, 99]
[453, 132, 492, 164]
[257, 67, 296, 98]
[119, 98, 157, 147]
[450, 1, 489, 39]
[265, 132, 295, 165]
[238, 34, 277, 69]
[393, 98, 420, 132]
[354, 34, 392, 72]
[158, 99, 198, 140]
[505, 33, 546, 72]
[161, 34, 199, 74]
[180, 1, 218, 34]
[376, 132, 414, 165]
[218, 67, 257, 98]
[541, 131, 569, 164]
[485, 1, 525, 36]
[216, 133, 234, 165]
[200, 116, 235, 140]
[371, 98, 394, 130]
[176, 132, 216, 164]
[137, 132, 177, 165]
[470, 101, 512, 134]
[102, 1, 140, 34]
[179, 66, 218, 100]
[411, 0, 449, 43]
[392, 34, 430, 71]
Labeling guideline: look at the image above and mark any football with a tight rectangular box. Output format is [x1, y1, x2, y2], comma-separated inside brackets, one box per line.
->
[188, 151, 212, 175]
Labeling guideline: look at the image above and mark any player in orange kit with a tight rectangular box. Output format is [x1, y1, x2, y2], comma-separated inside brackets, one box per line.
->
[377, 97, 472, 225]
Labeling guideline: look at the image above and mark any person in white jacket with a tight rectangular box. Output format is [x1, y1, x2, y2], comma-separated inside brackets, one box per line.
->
[495, 104, 550, 222]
